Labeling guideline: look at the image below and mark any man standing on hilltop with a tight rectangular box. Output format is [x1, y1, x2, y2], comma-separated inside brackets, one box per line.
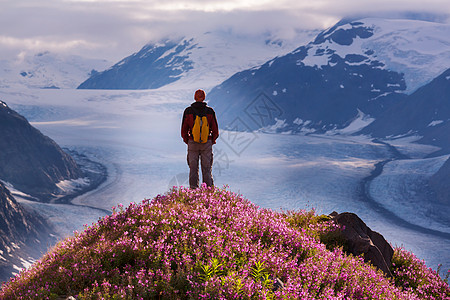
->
[181, 89, 219, 189]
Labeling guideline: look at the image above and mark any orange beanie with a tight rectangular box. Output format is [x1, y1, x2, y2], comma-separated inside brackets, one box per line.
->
[194, 89, 205, 101]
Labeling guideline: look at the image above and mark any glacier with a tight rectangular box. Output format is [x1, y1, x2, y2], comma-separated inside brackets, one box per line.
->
[0, 86, 448, 277]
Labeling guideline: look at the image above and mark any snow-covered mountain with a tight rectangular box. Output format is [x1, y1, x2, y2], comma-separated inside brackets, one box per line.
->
[207, 18, 450, 134]
[310, 18, 450, 94]
[0, 51, 111, 89]
[78, 30, 318, 90]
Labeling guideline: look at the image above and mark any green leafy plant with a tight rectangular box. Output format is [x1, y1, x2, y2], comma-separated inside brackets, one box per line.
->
[250, 261, 268, 281]
[199, 258, 224, 282]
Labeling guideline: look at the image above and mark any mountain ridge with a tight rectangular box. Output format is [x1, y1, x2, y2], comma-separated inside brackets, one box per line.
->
[0, 100, 83, 201]
[77, 30, 318, 90]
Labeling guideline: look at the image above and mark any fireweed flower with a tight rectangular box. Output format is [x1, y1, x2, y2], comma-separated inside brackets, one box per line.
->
[0, 185, 449, 299]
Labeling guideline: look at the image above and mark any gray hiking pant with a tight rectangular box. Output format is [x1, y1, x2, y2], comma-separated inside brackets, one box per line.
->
[187, 139, 214, 189]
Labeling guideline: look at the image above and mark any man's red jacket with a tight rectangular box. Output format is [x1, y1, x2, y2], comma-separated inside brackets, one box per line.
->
[181, 101, 219, 144]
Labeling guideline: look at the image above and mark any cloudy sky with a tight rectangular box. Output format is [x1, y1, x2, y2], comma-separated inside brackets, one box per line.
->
[1, 0, 449, 62]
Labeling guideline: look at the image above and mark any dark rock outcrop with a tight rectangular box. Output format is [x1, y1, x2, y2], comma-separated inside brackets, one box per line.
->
[0, 181, 54, 282]
[0, 100, 83, 201]
[331, 212, 394, 276]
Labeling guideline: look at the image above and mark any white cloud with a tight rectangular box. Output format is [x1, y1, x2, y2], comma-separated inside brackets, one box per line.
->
[0, 0, 449, 62]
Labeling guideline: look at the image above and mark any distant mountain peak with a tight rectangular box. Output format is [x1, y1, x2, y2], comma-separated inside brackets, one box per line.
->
[293, 18, 450, 93]
[313, 20, 374, 46]
[77, 30, 318, 90]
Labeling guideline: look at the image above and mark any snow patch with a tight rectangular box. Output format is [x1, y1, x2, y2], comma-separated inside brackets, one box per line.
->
[292, 118, 316, 134]
[369, 92, 390, 101]
[259, 118, 288, 133]
[428, 120, 443, 127]
[446, 75, 450, 80]
[387, 83, 401, 88]
[293, 118, 303, 125]
[19, 257, 34, 270]
[0, 181, 37, 200]
[302, 47, 329, 68]
[335, 109, 374, 134]
[56, 177, 90, 194]
[156, 43, 180, 61]
[115, 60, 126, 67]
[12, 264, 22, 273]
[272, 90, 278, 96]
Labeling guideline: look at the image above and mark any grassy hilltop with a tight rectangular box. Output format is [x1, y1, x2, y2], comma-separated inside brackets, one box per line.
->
[1, 185, 449, 299]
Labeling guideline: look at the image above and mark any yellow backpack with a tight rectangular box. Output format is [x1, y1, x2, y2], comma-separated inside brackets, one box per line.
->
[192, 114, 209, 143]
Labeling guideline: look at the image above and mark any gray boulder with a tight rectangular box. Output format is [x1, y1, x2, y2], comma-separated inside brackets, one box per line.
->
[331, 212, 393, 277]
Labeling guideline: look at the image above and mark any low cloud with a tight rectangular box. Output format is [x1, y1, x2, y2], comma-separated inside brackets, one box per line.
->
[0, 0, 449, 62]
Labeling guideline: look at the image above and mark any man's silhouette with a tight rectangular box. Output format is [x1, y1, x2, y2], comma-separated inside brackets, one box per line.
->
[181, 89, 219, 188]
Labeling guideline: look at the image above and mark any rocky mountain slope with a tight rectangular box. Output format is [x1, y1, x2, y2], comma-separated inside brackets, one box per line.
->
[0, 182, 54, 283]
[0, 100, 83, 201]
[361, 68, 450, 151]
